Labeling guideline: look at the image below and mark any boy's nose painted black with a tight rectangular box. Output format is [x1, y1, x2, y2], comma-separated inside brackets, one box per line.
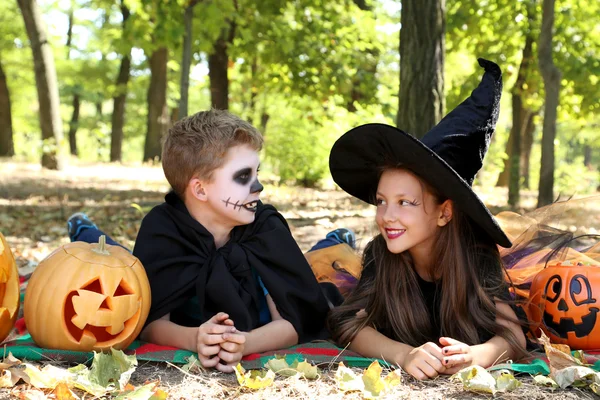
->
[250, 179, 264, 193]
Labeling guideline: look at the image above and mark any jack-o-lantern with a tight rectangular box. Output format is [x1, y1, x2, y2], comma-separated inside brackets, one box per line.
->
[24, 236, 151, 352]
[529, 260, 600, 349]
[0, 232, 20, 343]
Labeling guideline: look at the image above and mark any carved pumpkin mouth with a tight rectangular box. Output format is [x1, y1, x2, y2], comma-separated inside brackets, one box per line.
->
[63, 277, 141, 347]
[543, 307, 599, 339]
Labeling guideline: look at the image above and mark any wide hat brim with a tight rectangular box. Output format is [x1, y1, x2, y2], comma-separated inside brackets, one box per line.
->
[329, 123, 512, 248]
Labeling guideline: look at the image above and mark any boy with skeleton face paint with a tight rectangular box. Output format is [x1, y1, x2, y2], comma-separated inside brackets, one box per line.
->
[70, 110, 331, 373]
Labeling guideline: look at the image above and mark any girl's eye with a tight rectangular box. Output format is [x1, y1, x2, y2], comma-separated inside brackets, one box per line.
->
[399, 200, 414, 206]
[376, 199, 386, 206]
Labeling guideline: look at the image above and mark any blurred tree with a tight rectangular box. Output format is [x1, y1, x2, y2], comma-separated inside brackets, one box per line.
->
[0, 56, 14, 157]
[537, 0, 561, 207]
[110, 0, 131, 162]
[396, 0, 445, 138]
[65, 4, 79, 156]
[178, 0, 200, 118]
[17, 0, 65, 170]
[124, 0, 185, 161]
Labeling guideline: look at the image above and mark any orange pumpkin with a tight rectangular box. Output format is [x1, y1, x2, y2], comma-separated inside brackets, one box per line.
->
[24, 236, 151, 351]
[0, 232, 20, 343]
[529, 260, 600, 349]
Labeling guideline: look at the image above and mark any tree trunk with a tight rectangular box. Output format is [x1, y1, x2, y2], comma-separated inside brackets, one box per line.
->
[18, 0, 65, 170]
[247, 58, 258, 124]
[496, 132, 512, 187]
[0, 60, 14, 157]
[537, 0, 561, 207]
[110, 54, 130, 162]
[208, 25, 233, 110]
[179, 2, 198, 119]
[521, 110, 536, 189]
[396, 0, 445, 138]
[110, 2, 131, 163]
[583, 144, 592, 167]
[143, 47, 168, 161]
[68, 93, 80, 156]
[65, 6, 78, 157]
[508, 34, 534, 207]
[496, 32, 534, 191]
[508, 91, 523, 208]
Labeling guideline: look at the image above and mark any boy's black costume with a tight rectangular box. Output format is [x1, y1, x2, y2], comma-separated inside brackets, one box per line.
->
[133, 191, 331, 343]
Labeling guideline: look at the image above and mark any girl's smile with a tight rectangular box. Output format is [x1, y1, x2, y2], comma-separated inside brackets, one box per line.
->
[384, 228, 406, 239]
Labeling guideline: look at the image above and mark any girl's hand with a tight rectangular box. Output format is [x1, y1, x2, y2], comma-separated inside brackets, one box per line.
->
[439, 336, 473, 374]
[400, 342, 445, 380]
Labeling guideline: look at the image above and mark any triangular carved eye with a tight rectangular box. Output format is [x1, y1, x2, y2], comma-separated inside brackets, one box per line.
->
[81, 279, 103, 294]
[113, 279, 134, 297]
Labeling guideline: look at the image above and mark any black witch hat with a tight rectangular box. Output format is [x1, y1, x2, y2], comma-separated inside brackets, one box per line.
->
[329, 58, 512, 248]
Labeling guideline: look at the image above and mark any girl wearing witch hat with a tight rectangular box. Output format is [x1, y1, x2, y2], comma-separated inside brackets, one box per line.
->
[327, 59, 528, 380]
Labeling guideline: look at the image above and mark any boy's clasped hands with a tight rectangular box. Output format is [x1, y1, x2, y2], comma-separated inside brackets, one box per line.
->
[401, 337, 474, 380]
[196, 312, 247, 372]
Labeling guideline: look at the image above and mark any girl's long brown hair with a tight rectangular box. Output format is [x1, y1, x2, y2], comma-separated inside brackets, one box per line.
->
[328, 167, 527, 359]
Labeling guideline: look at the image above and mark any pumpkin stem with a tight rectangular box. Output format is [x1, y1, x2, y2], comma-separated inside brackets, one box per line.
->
[93, 235, 111, 255]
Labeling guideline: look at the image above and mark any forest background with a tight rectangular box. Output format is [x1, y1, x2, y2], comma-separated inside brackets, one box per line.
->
[1, 0, 598, 209]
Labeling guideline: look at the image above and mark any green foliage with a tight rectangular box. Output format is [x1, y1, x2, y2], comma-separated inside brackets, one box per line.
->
[0, 0, 597, 200]
[261, 94, 391, 187]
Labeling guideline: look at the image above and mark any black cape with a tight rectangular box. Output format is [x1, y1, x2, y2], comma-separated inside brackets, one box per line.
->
[133, 192, 330, 343]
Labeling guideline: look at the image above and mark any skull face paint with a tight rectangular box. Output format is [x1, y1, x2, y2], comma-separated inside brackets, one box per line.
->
[203, 144, 263, 227]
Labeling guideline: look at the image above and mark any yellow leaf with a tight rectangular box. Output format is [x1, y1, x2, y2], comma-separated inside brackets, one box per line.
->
[266, 356, 295, 377]
[234, 364, 275, 390]
[451, 365, 496, 394]
[53, 382, 79, 400]
[362, 361, 384, 398]
[533, 375, 558, 388]
[23, 364, 71, 389]
[382, 369, 402, 389]
[334, 362, 364, 392]
[492, 370, 521, 392]
[294, 360, 319, 380]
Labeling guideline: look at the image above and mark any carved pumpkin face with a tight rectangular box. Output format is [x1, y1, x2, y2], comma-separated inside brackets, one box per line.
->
[0, 232, 20, 343]
[24, 237, 151, 351]
[529, 261, 600, 349]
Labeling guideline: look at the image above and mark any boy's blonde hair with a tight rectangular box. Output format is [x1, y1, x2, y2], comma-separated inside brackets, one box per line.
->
[162, 109, 263, 197]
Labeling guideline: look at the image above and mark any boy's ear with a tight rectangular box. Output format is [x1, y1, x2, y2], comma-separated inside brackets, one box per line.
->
[188, 178, 208, 201]
[437, 199, 453, 227]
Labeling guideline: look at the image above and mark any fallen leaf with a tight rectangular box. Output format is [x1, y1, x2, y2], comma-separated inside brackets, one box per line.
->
[292, 360, 319, 380]
[552, 366, 600, 389]
[53, 382, 79, 400]
[452, 366, 496, 394]
[382, 368, 402, 388]
[492, 369, 521, 392]
[114, 381, 166, 400]
[538, 330, 582, 373]
[88, 348, 137, 390]
[533, 375, 558, 388]
[362, 361, 385, 398]
[234, 364, 275, 390]
[265, 356, 296, 377]
[334, 362, 364, 392]
[181, 355, 204, 374]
